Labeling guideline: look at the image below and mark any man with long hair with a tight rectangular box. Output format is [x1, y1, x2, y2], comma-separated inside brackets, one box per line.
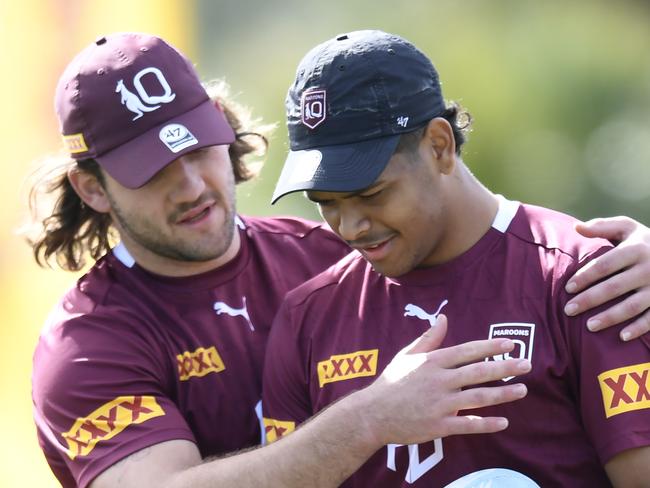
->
[29, 32, 650, 487]
[29, 33, 539, 488]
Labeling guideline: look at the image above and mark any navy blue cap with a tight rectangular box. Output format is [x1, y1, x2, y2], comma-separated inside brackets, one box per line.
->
[272, 30, 445, 203]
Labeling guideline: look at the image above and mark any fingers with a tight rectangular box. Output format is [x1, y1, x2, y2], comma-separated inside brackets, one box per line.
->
[583, 286, 650, 330]
[405, 314, 448, 355]
[454, 383, 528, 411]
[439, 383, 528, 435]
[565, 261, 647, 314]
[429, 336, 516, 369]
[568, 216, 650, 296]
[618, 310, 650, 341]
[449, 357, 532, 389]
[565, 246, 637, 295]
[574, 216, 636, 241]
[585, 298, 650, 341]
[439, 415, 510, 436]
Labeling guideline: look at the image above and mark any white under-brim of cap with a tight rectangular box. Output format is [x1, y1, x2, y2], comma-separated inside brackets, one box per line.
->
[271, 134, 401, 204]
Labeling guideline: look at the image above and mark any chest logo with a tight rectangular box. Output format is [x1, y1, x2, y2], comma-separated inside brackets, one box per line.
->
[214, 296, 255, 331]
[317, 349, 379, 388]
[486, 323, 535, 381]
[404, 299, 449, 327]
[177, 346, 226, 381]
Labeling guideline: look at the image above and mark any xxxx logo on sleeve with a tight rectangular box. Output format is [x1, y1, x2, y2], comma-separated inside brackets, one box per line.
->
[263, 417, 296, 443]
[317, 349, 378, 388]
[598, 362, 650, 418]
[63, 396, 164, 459]
[177, 346, 226, 381]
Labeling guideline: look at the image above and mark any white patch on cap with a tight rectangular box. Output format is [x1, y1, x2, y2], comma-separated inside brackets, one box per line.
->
[159, 123, 198, 153]
[301, 89, 327, 129]
[286, 150, 323, 183]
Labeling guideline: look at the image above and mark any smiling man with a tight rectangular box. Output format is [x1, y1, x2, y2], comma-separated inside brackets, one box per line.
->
[264, 30, 650, 487]
[30, 32, 552, 488]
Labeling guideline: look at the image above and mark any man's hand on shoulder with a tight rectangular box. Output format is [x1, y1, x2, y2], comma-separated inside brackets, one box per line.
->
[564, 216, 650, 341]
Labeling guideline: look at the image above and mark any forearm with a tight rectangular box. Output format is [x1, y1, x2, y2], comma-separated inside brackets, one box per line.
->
[605, 446, 650, 488]
[170, 390, 377, 488]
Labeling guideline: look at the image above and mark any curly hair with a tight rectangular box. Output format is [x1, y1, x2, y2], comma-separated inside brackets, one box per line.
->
[395, 101, 472, 156]
[24, 80, 273, 271]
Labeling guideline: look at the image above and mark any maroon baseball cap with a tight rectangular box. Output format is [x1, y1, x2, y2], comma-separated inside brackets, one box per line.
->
[55, 32, 235, 188]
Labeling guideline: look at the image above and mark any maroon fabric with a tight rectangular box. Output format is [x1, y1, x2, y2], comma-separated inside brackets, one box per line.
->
[263, 202, 650, 487]
[32, 216, 350, 488]
[55, 32, 235, 188]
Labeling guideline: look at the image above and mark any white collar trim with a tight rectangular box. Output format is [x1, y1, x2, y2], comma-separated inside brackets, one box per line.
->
[112, 242, 135, 268]
[491, 195, 519, 233]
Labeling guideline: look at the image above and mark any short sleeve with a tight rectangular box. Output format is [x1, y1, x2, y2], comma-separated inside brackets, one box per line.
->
[558, 252, 650, 463]
[32, 309, 195, 488]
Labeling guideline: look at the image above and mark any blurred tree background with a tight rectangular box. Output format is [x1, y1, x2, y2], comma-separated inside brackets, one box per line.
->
[196, 0, 650, 222]
[2, 0, 649, 485]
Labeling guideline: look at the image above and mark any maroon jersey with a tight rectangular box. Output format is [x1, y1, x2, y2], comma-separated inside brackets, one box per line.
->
[32, 216, 349, 488]
[263, 199, 650, 487]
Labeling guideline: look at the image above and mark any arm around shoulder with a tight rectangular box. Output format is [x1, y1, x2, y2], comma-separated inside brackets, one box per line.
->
[91, 316, 531, 488]
[90, 391, 385, 488]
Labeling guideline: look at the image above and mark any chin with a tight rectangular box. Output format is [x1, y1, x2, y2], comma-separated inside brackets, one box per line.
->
[370, 261, 411, 278]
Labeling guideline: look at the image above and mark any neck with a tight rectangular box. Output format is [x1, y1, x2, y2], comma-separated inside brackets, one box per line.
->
[116, 227, 242, 277]
[428, 163, 498, 265]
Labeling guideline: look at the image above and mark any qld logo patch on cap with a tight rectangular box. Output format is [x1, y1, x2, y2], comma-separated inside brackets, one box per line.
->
[301, 89, 326, 129]
[159, 123, 198, 153]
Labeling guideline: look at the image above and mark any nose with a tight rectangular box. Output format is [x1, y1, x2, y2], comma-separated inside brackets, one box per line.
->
[166, 155, 206, 203]
[337, 205, 370, 242]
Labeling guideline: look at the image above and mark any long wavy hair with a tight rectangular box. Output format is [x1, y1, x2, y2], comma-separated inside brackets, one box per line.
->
[23, 80, 273, 271]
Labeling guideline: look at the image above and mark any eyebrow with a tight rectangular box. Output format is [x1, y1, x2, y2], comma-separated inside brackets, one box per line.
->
[306, 182, 383, 203]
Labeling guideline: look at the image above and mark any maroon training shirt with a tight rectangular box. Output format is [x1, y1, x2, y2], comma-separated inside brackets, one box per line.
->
[32, 216, 349, 488]
[263, 199, 650, 487]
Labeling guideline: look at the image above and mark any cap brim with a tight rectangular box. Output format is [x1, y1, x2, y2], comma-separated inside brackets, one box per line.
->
[96, 99, 235, 188]
[271, 135, 400, 204]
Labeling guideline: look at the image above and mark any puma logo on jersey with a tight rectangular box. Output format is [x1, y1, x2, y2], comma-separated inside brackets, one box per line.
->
[404, 300, 448, 327]
[214, 297, 254, 331]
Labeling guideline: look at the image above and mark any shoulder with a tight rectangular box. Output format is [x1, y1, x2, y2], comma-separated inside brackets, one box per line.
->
[507, 203, 613, 263]
[240, 214, 338, 242]
[33, 262, 166, 394]
[239, 215, 350, 273]
[32, 278, 171, 449]
[282, 251, 370, 308]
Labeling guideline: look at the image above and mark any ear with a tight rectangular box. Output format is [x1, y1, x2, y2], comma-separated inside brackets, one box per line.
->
[67, 167, 111, 213]
[423, 117, 456, 174]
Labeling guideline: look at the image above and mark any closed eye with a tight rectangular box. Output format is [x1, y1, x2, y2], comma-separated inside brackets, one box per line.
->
[316, 200, 336, 209]
[358, 189, 383, 200]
